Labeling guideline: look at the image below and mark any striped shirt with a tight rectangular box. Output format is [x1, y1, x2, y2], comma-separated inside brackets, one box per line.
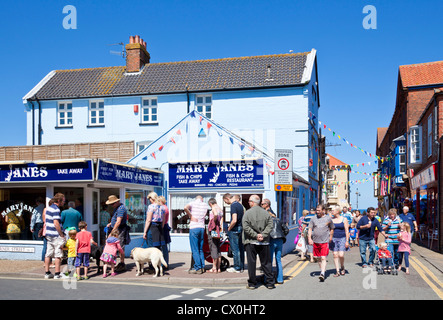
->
[45, 204, 62, 238]
[187, 199, 210, 229]
[382, 216, 402, 244]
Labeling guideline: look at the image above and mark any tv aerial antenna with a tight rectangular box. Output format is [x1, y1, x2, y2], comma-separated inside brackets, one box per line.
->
[108, 42, 126, 59]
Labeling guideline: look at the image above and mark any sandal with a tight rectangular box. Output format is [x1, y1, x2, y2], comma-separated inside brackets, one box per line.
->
[340, 267, 346, 276]
[333, 271, 340, 277]
[208, 269, 217, 273]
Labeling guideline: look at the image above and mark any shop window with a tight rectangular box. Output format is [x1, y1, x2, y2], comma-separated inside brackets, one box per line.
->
[170, 194, 214, 233]
[125, 190, 147, 233]
[0, 188, 46, 241]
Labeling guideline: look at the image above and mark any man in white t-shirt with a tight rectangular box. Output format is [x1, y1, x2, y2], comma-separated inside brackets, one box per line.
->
[184, 195, 210, 274]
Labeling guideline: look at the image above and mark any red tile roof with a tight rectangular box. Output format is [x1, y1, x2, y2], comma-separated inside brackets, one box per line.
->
[327, 153, 348, 169]
[399, 60, 443, 88]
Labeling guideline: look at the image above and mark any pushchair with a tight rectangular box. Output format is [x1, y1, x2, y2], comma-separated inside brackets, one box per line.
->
[374, 244, 398, 275]
[203, 230, 230, 271]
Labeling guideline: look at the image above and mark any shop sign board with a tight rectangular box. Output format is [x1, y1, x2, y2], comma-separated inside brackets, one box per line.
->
[274, 149, 293, 192]
[410, 164, 436, 190]
[97, 159, 163, 187]
[169, 159, 264, 189]
[0, 160, 94, 183]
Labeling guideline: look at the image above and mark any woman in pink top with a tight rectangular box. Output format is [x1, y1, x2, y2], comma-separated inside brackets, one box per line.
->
[397, 222, 412, 275]
[100, 229, 125, 277]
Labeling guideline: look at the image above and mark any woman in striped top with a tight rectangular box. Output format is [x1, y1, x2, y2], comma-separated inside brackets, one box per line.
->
[382, 208, 402, 268]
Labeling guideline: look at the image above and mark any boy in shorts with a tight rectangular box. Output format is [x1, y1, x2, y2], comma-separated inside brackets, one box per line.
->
[308, 204, 334, 282]
[75, 221, 97, 280]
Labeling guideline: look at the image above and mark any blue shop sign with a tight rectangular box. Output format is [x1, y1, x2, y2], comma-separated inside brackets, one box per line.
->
[0, 160, 94, 183]
[97, 159, 163, 187]
[169, 159, 264, 189]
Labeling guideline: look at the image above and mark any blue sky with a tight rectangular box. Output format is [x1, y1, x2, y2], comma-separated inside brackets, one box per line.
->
[0, 0, 442, 209]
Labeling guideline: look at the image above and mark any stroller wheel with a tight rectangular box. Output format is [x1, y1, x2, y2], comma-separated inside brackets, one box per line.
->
[220, 256, 230, 271]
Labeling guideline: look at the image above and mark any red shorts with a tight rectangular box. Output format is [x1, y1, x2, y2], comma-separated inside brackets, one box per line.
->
[313, 243, 329, 257]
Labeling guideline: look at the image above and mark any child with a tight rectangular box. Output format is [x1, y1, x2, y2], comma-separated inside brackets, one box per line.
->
[75, 221, 97, 280]
[100, 229, 124, 278]
[64, 228, 77, 277]
[349, 227, 358, 247]
[397, 222, 412, 275]
[377, 242, 393, 273]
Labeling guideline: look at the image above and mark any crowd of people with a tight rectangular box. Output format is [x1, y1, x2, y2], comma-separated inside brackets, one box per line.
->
[39, 190, 415, 286]
[297, 204, 415, 282]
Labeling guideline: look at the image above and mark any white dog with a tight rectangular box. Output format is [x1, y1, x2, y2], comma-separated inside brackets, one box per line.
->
[130, 247, 168, 277]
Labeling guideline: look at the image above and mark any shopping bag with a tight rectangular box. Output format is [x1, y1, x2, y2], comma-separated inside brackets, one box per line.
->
[294, 233, 300, 245]
[296, 236, 306, 253]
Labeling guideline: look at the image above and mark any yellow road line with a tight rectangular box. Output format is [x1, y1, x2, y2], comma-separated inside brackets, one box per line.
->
[409, 258, 443, 300]
[284, 260, 309, 282]
[410, 256, 443, 288]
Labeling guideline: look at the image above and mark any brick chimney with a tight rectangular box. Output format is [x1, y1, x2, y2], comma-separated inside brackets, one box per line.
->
[125, 35, 150, 73]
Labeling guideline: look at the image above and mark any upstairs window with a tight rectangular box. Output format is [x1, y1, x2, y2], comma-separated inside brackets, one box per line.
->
[409, 125, 422, 165]
[89, 100, 104, 126]
[141, 98, 158, 124]
[428, 115, 433, 157]
[196, 95, 212, 118]
[399, 145, 406, 174]
[57, 101, 73, 127]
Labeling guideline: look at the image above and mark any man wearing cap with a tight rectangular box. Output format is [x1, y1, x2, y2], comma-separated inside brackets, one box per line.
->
[106, 195, 128, 271]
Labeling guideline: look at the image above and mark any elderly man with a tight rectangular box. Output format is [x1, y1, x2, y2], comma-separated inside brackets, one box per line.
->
[243, 195, 275, 289]
[261, 198, 275, 216]
[398, 205, 418, 237]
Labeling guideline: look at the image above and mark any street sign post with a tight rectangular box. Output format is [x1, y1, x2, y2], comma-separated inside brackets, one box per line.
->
[274, 149, 293, 191]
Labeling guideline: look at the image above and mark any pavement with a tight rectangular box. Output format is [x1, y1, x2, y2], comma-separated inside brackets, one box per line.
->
[0, 240, 441, 287]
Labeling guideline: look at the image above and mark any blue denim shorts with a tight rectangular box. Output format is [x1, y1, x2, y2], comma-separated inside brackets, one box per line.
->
[75, 253, 90, 267]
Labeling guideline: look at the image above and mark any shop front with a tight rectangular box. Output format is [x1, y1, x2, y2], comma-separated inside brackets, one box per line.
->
[410, 163, 439, 250]
[0, 159, 163, 260]
[167, 159, 266, 252]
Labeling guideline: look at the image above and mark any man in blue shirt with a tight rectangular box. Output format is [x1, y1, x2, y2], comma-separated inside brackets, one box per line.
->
[223, 193, 244, 273]
[357, 207, 387, 268]
[399, 206, 418, 237]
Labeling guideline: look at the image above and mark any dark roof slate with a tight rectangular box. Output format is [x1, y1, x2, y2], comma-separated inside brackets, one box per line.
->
[30, 52, 310, 100]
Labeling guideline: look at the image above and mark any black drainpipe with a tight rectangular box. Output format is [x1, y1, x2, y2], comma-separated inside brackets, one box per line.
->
[36, 98, 42, 145]
[29, 100, 35, 145]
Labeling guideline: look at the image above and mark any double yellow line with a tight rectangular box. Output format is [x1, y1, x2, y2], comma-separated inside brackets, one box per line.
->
[284, 260, 309, 282]
[410, 256, 443, 300]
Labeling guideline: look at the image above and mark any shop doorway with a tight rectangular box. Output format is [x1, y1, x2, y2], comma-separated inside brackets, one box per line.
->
[90, 189, 100, 245]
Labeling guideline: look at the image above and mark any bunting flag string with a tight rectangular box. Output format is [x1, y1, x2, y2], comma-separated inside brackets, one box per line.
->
[136, 110, 277, 175]
[309, 114, 391, 162]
